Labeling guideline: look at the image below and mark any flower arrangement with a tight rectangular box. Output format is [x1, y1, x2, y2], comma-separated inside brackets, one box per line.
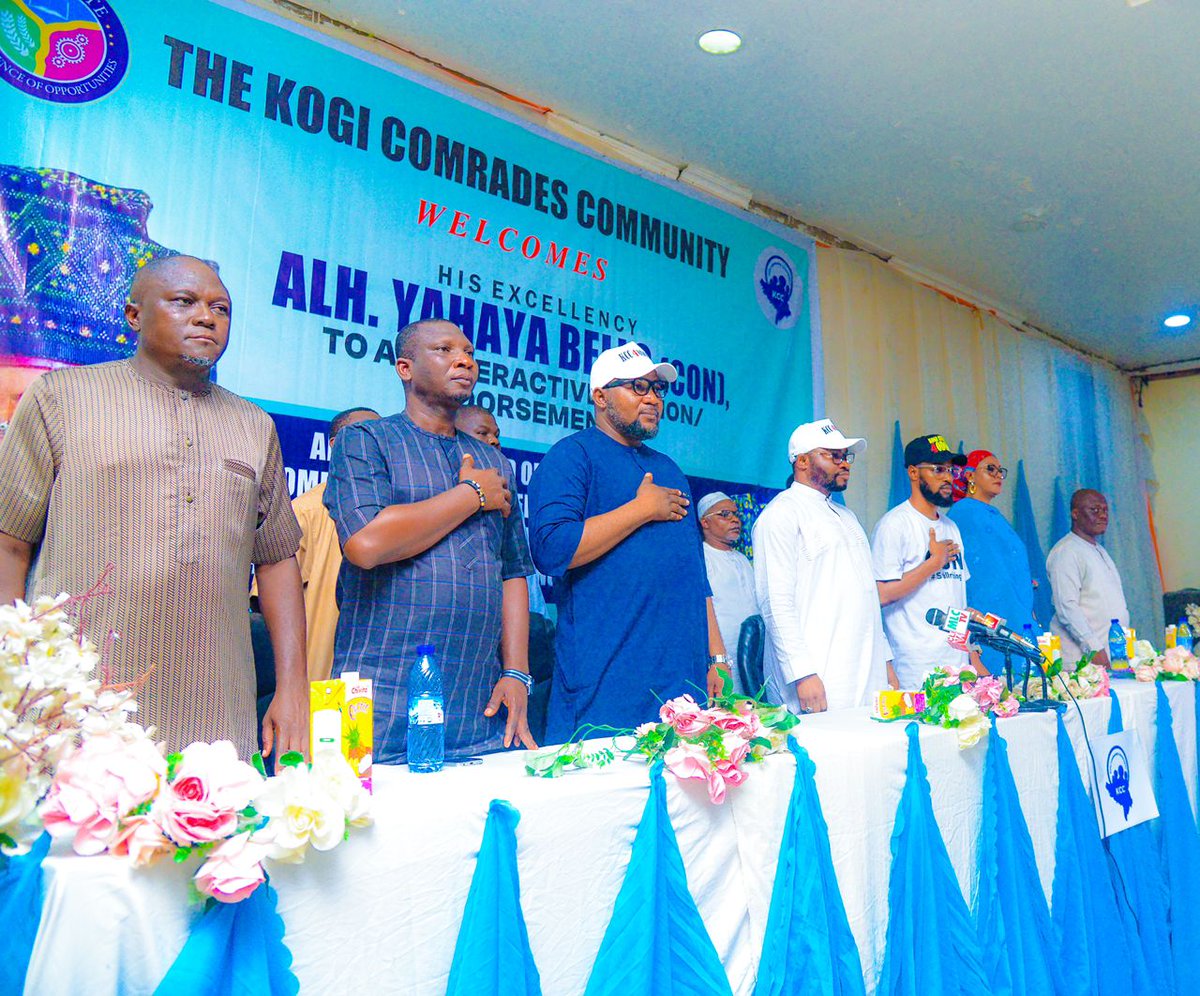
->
[1186, 603, 1200, 637]
[1, 589, 371, 903]
[40, 736, 372, 903]
[1037, 653, 1111, 701]
[917, 667, 1019, 749]
[525, 687, 800, 804]
[1131, 644, 1200, 683]
[0, 591, 144, 854]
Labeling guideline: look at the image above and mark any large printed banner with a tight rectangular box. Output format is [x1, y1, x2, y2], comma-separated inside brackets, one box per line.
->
[0, 0, 818, 510]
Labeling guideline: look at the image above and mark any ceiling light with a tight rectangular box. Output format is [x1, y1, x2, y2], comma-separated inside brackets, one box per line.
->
[698, 29, 741, 55]
[1164, 314, 1192, 329]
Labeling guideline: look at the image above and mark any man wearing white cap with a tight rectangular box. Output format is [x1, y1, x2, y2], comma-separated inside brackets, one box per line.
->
[698, 492, 759, 694]
[528, 343, 727, 742]
[752, 419, 895, 713]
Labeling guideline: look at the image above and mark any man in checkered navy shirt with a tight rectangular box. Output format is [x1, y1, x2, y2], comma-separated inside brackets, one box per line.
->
[325, 318, 536, 763]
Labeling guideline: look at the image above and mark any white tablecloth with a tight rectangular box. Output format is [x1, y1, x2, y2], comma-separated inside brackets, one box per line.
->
[24, 680, 1196, 995]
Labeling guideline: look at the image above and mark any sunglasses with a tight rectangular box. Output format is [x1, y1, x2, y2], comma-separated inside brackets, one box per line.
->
[706, 509, 741, 521]
[815, 448, 855, 466]
[605, 377, 670, 398]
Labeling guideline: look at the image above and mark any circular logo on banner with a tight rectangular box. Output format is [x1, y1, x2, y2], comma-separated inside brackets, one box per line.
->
[0, 0, 129, 103]
[753, 246, 803, 329]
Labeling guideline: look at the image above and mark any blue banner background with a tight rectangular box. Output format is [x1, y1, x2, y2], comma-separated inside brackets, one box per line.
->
[1, 0, 818, 499]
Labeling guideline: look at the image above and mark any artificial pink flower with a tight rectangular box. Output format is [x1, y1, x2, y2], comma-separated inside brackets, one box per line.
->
[153, 741, 262, 846]
[714, 758, 748, 789]
[992, 697, 1019, 719]
[659, 695, 712, 736]
[110, 814, 173, 867]
[39, 734, 166, 856]
[633, 722, 659, 739]
[193, 832, 266, 903]
[712, 711, 764, 742]
[967, 676, 1004, 711]
[719, 730, 751, 766]
[664, 741, 712, 785]
[705, 767, 728, 804]
[1133, 663, 1159, 683]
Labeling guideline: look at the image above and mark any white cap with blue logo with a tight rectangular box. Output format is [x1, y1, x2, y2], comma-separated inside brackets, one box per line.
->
[589, 343, 679, 393]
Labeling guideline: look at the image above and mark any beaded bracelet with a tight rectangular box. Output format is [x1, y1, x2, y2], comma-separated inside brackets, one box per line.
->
[500, 668, 534, 689]
[460, 478, 487, 510]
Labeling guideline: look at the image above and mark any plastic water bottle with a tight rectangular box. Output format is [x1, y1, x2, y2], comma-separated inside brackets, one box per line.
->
[1108, 619, 1127, 666]
[1178, 618, 1194, 654]
[407, 644, 444, 773]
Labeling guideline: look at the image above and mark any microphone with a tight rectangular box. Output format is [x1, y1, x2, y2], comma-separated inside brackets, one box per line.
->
[925, 607, 1043, 662]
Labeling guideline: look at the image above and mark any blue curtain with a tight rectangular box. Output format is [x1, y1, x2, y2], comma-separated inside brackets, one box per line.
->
[1011, 460, 1054, 628]
[1103, 694, 1174, 994]
[154, 879, 298, 996]
[878, 723, 991, 995]
[584, 763, 733, 996]
[447, 800, 541, 996]
[1050, 712, 1142, 996]
[1153, 685, 1200, 993]
[755, 738, 864, 996]
[975, 720, 1060, 996]
[889, 420, 908, 509]
[0, 832, 50, 996]
[1052, 477, 1072, 548]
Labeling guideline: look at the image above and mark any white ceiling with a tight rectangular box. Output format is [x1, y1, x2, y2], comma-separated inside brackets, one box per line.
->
[305, 0, 1200, 371]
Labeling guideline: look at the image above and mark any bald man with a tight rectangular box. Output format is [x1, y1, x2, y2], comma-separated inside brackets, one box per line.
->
[1046, 488, 1129, 665]
[0, 254, 307, 764]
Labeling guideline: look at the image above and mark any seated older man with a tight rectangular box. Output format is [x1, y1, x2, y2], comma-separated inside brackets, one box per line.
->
[698, 492, 758, 693]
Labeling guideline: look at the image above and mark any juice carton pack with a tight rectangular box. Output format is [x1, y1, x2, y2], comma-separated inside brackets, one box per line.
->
[310, 679, 344, 758]
[340, 672, 374, 793]
[874, 689, 926, 720]
[1166, 624, 1178, 649]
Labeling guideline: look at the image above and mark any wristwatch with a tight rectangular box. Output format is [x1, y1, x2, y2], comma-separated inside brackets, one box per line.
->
[708, 654, 732, 668]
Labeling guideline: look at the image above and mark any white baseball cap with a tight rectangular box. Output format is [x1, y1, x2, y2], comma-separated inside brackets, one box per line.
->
[787, 419, 867, 463]
[589, 343, 679, 393]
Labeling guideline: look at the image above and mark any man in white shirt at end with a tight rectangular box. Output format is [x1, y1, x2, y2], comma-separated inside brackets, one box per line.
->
[753, 419, 895, 714]
[698, 492, 758, 694]
[1047, 489, 1129, 666]
[872, 433, 984, 689]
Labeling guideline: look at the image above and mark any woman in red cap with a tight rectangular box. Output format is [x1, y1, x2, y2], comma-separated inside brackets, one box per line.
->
[949, 450, 1039, 675]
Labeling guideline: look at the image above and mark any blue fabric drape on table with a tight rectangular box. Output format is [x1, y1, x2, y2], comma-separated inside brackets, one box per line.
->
[447, 799, 541, 996]
[0, 832, 50, 996]
[1050, 713, 1142, 996]
[1153, 684, 1200, 994]
[1011, 460, 1054, 628]
[975, 719, 1060, 996]
[1104, 693, 1175, 994]
[154, 879, 298, 996]
[754, 738, 864, 996]
[889, 421, 908, 509]
[878, 723, 991, 996]
[584, 763, 732, 996]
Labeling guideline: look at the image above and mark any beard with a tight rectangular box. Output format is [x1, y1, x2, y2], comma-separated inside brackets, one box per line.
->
[180, 354, 216, 369]
[920, 479, 953, 508]
[811, 465, 847, 493]
[607, 406, 659, 441]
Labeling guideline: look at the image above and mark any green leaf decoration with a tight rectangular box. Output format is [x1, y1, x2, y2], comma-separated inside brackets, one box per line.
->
[165, 752, 183, 781]
[173, 846, 192, 864]
[251, 752, 267, 777]
[279, 750, 305, 768]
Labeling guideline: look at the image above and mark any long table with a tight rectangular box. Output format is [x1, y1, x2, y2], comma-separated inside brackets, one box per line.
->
[24, 681, 1196, 994]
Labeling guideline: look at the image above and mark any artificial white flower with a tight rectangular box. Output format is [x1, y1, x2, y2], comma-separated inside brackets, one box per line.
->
[251, 764, 346, 863]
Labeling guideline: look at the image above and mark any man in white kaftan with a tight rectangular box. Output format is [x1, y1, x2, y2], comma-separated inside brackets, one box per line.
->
[1047, 489, 1129, 666]
[753, 420, 894, 714]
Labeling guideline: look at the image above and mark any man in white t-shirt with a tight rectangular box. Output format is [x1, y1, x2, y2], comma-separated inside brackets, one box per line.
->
[871, 433, 984, 689]
[1047, 489, 1129, 665]
[698, 492, 758, 693]
[754, 419, 895, 714]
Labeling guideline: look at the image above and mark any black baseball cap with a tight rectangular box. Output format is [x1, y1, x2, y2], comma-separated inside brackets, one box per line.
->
[904, 434, 967, 467]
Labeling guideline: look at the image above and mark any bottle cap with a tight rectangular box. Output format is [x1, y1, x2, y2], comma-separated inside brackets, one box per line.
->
[417, 643, 436, 655]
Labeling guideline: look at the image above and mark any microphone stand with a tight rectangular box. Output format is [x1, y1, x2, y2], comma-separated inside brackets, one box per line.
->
[995, 637, 1058, 713]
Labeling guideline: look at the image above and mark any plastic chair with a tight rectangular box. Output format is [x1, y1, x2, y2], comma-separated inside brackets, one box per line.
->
[737, 614, 766, 695]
